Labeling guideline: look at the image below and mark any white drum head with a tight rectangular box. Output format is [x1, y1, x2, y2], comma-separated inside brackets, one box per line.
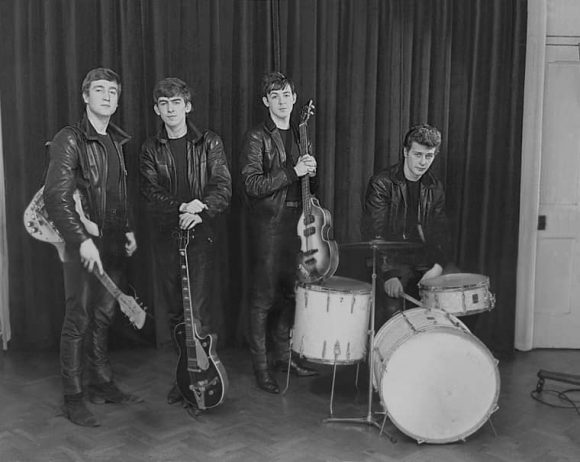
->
[379, 327, 499, 444]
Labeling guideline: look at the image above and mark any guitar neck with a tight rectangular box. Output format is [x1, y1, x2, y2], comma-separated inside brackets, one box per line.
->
[178, 240, 201, 341]
[299, 121, 312, 214]
[93, 270, 122, 299]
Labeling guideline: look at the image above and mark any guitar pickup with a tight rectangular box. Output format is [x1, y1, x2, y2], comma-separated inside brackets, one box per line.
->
[303, 227, 315, 237]
[303, 215, 315, 225]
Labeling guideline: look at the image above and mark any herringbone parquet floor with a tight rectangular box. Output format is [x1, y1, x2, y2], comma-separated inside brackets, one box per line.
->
[1, 345, 579, 462]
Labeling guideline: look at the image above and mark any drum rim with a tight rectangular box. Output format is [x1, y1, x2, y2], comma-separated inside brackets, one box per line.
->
[295, 284, 372, 295]
[292, 353, 365, 366]
[418, 273, 490, 291]
[376, 327, 501, 444]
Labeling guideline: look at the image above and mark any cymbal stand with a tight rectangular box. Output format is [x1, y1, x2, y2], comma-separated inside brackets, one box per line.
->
[322, 243, 396, 443]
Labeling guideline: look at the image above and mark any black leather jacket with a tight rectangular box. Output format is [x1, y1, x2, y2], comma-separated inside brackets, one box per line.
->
[363, 162, 450, 273]
[240, 116, 317, 219]
[139, 120, 231, 231]
[44, 115, 132, 245]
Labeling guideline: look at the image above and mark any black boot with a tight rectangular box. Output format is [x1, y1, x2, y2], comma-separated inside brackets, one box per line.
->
[62, 393, 100, 427]
[255, 369, 280, 394]
[167, 382, 183, 405]
[276, 359, 319, 377]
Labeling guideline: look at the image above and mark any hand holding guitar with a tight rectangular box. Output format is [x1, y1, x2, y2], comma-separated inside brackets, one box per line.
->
[80, 238, 104, 275]
[179, 212, 202, 230]
[294, 155, 317, 177]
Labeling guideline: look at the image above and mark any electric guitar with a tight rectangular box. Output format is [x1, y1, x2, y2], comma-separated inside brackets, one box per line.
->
[173, 229, 228, 410]
[296, 101, 339, 283]
[23, 186, 146, 329]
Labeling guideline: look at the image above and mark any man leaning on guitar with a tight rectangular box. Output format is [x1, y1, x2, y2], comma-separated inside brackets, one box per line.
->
[43, 68, 142, 428]
[139, 78, 232, 412]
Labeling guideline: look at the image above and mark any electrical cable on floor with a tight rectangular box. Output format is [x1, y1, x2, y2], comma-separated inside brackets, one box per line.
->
[530, 388, 580, 415]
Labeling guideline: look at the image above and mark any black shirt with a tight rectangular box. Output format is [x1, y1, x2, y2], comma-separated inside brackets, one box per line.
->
[405, 178, 421, 241]
[280, 128, 301, 203]
[169, 135, 190, 203]
[97, 133, 122, 218]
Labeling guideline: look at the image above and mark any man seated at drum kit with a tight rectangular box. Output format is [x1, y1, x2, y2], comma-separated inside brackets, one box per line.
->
[362, 123, 457, 326]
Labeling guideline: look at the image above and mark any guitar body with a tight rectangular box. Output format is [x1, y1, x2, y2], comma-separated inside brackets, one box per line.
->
[23, 186, 146, 329]
[295, 101, 340, 284]
[173, 323, 228, 409]
[296, 197, 339, 283]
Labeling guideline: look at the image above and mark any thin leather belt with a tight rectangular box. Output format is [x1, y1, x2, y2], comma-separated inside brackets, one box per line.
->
[284, 201, 300, 208]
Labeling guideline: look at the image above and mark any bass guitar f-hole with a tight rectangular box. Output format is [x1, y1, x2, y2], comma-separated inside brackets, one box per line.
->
[296, 100, 339, 284]
[174, 229, 228, 410]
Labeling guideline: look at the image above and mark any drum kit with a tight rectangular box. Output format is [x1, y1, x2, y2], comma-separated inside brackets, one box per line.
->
[286, 239, 500, 444]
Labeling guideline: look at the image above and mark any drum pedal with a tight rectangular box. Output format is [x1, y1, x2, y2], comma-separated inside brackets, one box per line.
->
[536, 369, 580, 392]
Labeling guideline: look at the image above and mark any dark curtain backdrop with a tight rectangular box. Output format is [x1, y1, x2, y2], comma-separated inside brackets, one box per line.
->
[0, 0, 526, 357]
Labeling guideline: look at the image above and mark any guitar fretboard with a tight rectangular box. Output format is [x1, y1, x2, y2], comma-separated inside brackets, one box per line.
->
[178, 243, 201, 349]
[93, 270, 122, 299]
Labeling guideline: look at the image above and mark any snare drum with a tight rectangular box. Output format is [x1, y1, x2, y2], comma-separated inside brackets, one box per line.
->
[372, 308, 499, 444]
[292, 276, 371, 364]
[419, 273, 495, 316]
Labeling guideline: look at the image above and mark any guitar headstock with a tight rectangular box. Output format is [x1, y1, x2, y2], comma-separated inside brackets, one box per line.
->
[118, 293, 147, 329]
[299, 100, 316, 126]
[176, 229, 192, 251]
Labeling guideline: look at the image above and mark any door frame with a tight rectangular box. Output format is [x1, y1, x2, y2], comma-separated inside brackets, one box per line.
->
[515, 0, 547, 351]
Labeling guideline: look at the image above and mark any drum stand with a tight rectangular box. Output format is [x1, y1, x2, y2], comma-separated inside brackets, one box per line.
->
[321, 244, 396, 443]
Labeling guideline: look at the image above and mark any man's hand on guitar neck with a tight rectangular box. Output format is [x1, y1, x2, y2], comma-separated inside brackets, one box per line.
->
[80, 238, 104, 275]
[294, 154, 317, 177]
[179, 212, 202, 230]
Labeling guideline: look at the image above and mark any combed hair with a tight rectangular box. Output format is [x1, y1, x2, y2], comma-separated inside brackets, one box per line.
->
[81, 68, 121, 96]
[261, 71, 295, 98]
[153, 77, 192, 105]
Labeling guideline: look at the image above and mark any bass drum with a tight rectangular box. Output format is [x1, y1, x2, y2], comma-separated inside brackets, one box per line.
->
[293, 276, 371, 364]
[372, 308, 500, 444]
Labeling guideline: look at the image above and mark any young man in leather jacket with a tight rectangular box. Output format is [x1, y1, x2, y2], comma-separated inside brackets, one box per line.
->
[240, 72, 318, 394]
[44, 67, 141, 428]
[139, 77, 231, 406]
[362, 124, 452, 326]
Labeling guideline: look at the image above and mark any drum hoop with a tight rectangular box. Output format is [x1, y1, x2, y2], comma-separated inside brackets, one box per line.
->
[419, 279, 489, 292]
[296, 283, 371, 296]
[377, 327, 501, 444]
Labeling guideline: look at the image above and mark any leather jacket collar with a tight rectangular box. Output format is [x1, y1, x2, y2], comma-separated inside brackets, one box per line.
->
[155, 118, 203, 145]
[78, 113, 131, 146]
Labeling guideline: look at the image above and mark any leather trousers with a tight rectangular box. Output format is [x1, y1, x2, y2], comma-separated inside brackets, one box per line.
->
[60, 245, 126, 395]
[152, 227, 216, 348]
[248, 207, 301, 371]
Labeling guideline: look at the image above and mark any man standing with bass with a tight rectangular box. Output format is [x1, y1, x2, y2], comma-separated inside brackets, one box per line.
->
[240, 71, 319, 394]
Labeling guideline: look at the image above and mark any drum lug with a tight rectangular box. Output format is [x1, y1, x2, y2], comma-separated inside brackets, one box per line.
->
[346, 342, 350, 361]
[333, 340, 341, 360]
[488, 291, 496, 310]
[322, 340, 327, 359]
[401, 311, 417, 332]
